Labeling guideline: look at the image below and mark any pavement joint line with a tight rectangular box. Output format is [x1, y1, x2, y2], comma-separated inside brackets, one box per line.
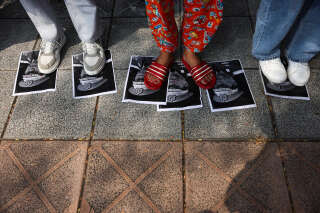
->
[94, 144, 176, 213]
[192, 143, 271, 211]
[286, 143, 320, 173]
[180, 111, 187, 213]
[277, 143, 296, 213]
[0, 143, 85, 212]
[3, 146, 58, 213]
[0, 96, 17, 139]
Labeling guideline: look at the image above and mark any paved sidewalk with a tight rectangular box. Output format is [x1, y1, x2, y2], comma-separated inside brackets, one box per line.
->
[1, 0, 320, 212]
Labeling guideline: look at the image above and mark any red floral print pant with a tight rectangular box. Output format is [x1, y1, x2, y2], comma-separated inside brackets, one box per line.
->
[145, 0, 223, 53]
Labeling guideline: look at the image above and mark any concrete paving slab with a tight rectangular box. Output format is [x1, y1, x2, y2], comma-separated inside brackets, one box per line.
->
[81, 141, 182, 213]
[248, 0, 260, 17]
[0, 141, 87, 213]
[310, 55, 320, 69]
[114, 0, 181, 17]
[272, 70, 320, 139]
[185, 142, 292, 212]
[280, 142, 320, 213]
[0, 72, 15, 136]
[109, 18, 162, 70]
[199, 17, 258, 69]
[0, 20, 38, 71]
[94, 69, 181, 140]
[224, 0, 249, 17]
[4, 71, 96, 139]
[184, 69, 274, 140]
[0, 1, 28, 19]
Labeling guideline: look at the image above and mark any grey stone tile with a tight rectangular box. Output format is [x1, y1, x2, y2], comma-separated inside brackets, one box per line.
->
[223, 0, 249, 17]
[109, 18, 162, 70]
[185, 142, 291, 212]
[184, 69, 274, 140]
[94, 69, 181, 140]
[0, 141, 88, 213]
[272, 70, 320, 139]
[280, 143, 320, 212]
[248, 0, 260, 17]
[0, 21, 38, 71]
[200, 17, 258, 69]
[4, 71, 96, 139]
[310, 54, 320, 69]
[0, 1, 28, 18]
[113, 0, 181, 17]
[0, 72, 15, 136]
[81, 141, 182, 213]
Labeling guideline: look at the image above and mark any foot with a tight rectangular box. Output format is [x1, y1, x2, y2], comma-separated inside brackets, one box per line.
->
[287, 60, 310, 86]
[182, 49, 215, 87]
[38, 34, 66, 74]
[82, 42, 106, 76]
[144, 51, 174, 90]
[259, 58, 287, 84]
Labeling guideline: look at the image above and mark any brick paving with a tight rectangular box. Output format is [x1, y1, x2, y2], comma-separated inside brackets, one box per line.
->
[1, 0, 320, 212]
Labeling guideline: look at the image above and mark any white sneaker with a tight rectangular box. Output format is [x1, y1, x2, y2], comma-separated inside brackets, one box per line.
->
[259, 58, 287, 84]
[82, 42, 105, 76]
[287, 60, 310, 86]
[38, 34, 66, 74]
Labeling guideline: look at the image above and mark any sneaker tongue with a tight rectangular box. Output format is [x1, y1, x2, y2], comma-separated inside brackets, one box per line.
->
[43, 42, 54, 54]
[85, 43, 97, 55]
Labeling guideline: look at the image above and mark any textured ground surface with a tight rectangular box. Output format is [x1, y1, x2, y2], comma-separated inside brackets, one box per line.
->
[1, 0, 320, 212]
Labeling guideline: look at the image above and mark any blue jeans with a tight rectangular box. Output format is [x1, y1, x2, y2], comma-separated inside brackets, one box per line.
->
[20, 0, 100, 43]
[252, 0, 320, 63]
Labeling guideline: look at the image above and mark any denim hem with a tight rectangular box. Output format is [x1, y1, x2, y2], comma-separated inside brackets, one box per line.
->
[286, 56, 310, 63]
[253, 54, 281, 61]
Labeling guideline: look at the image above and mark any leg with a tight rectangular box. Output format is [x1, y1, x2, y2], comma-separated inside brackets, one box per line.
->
[285, 0, 320, 86]
[182, 0, 223, 89]
[144, 0, 177, 90]
[65, 0, 105, 75]
[145, 0, 178, 54]
[252, 0, 305, 60]
[286, 0, 320, 63]
[64, 0, 100, 42]
[19, 0, 62, 41]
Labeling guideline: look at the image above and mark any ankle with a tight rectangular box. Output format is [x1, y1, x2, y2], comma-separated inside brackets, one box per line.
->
[183, 50, 200, 68]
[156, 51, 174, 67]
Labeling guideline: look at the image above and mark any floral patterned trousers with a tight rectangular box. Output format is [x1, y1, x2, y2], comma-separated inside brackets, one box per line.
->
[145, 0, 223, 53]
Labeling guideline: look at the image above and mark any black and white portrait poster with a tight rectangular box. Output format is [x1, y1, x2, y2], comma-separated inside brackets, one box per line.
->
[72, 50, 117, 99]
[157, 62, 202, 111]
[13, 51, 57, 96]
[122, 56, 168, 105]
[260, 69, 310, 100]
[207, 60, 256, 112]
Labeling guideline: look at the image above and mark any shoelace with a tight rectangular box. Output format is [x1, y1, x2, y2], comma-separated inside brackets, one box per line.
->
[41, 41, 59, 54]
[82, 43, 98, 55]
